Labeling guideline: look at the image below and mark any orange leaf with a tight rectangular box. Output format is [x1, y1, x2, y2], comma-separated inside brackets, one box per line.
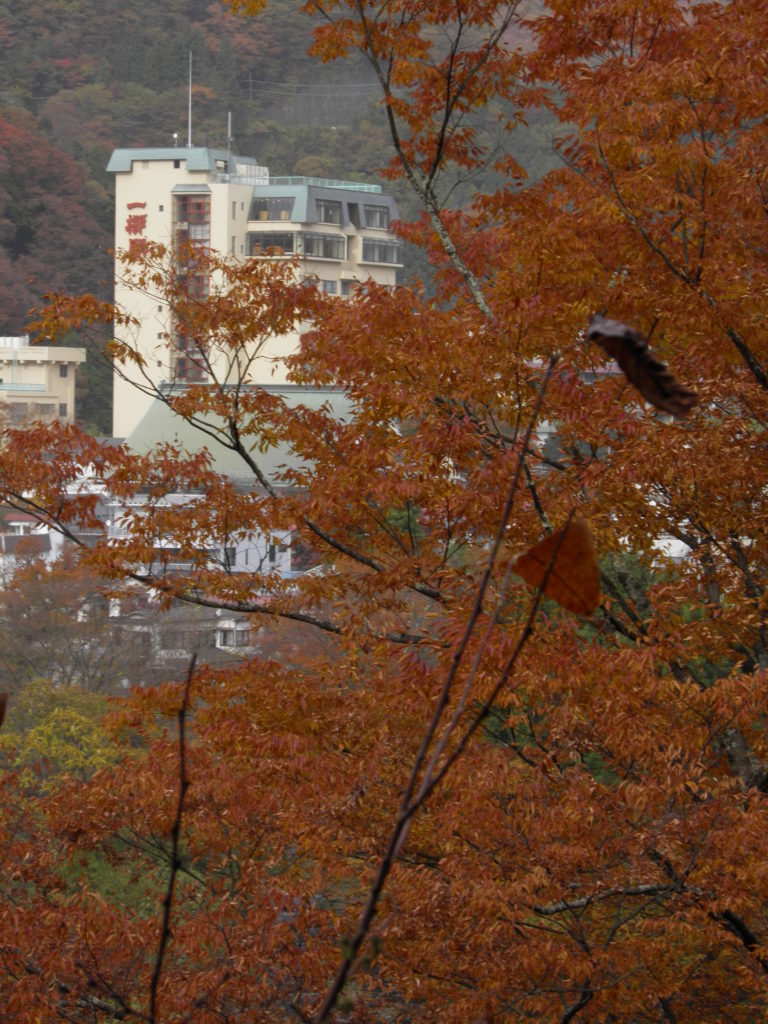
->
[513, 517, 601, 615]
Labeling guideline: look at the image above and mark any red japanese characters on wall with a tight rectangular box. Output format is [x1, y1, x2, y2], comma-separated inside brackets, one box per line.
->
[125, 201, 148, 256]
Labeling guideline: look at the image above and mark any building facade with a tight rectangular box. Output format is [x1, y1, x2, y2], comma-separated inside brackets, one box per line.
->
[0, 336, 85, 426]
[107, 147, 401, 437]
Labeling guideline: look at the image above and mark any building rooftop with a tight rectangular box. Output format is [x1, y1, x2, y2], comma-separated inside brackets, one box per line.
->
[106, 148, 385, 194]
[124, 384, 354, 488]
[106, 147, 269, 182]
[0, 343, 85, 364]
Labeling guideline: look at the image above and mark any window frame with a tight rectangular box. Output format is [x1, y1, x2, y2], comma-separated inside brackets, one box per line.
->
[364, 204, 389, 228]
[361, 237, 400, 264]
[302, 232, 345, 260]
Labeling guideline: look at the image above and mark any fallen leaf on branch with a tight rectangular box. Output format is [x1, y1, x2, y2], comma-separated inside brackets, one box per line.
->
[514, 517, 601, 615]
[587, 314, 698, 417]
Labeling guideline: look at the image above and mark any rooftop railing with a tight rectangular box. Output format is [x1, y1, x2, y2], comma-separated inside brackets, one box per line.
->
[267, 176, 382, 192]
[211, 173, 383, 192]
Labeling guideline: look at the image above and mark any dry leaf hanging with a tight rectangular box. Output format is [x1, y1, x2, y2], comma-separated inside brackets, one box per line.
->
[587, 314, 698, 417]
[0, 693, 7, 728]
[513, 517, 601, 615]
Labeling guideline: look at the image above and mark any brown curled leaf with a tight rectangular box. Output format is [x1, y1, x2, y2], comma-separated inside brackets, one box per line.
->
[513, 517, 601, 616]
[0, 693, 7, 728]
[587, 314, 698, 417]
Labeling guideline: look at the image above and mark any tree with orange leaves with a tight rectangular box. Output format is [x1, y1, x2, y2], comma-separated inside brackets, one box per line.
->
[1, 1, 767, 1022]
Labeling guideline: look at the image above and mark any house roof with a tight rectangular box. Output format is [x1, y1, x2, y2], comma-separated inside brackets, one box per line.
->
[124, 384, 353, 489]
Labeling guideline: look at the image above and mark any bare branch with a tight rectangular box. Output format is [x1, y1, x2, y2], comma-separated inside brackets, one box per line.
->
[149, 654, 196, 1022]
[561, 984, 593, 1024]
[311, 356, 558, 1023]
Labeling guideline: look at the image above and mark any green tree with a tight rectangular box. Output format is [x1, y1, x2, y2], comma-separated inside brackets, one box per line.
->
[0, 677, 118, 788]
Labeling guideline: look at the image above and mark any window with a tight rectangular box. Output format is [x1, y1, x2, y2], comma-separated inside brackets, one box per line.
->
[250, 197, 294, 221]
[249, 232, 295, 255]
[174, 195, 211, 321]
[362, 238, 400, 263]
[233, 628, 251, 647]
[340, 280, 356, 296]
[218, 625, 251, 648]
[159, 204, 164, 212]
[173, 159, 181, 169]
[302, 233, 345, 259]
[59, 364, 68, 378]
[58, 403, 67, 418]
[319, 280, 337, 294]
[174, 194, 211, 249]
[316, 198, 342, 224]
[173, 334, 207, 383]
[364, 204, 389, 228]
[232, 201, 237, 219]
[177, 270, 208, 299]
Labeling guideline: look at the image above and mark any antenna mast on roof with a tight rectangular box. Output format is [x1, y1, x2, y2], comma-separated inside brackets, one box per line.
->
[187, 51, 193, 148]
[227, 111, 233, 172]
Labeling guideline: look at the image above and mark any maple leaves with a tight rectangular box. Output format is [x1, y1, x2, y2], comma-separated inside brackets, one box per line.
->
[0, 1, 767, 1022]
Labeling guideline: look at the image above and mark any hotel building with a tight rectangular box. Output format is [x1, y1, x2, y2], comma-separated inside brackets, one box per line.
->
[107, 147, 401, 437]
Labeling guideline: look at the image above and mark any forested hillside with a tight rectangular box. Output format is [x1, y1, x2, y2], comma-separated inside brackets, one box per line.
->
[0, 0, 555, 432]
[0, 0, 381, 432]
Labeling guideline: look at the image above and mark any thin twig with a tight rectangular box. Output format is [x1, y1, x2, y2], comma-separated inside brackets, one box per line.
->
[312, 358, 558, 1022]
[403, 506, 577, 816]
[148, 653, 197, 1022]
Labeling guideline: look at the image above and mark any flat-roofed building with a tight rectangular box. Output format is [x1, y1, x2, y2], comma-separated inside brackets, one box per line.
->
[0, 335, 85, 426]
[107, 147, 401, 438]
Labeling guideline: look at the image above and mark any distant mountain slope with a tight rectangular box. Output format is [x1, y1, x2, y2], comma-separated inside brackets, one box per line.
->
[0, 0, 386, 432]
[0, 0, 557, 432]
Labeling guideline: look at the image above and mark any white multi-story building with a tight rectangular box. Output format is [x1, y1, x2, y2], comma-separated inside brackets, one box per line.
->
[107, 146, 401, 437]
[0, 335, 85, 426]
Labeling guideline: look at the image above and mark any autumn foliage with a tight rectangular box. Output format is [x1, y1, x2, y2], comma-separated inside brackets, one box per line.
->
[1, 1, 768, 1022]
